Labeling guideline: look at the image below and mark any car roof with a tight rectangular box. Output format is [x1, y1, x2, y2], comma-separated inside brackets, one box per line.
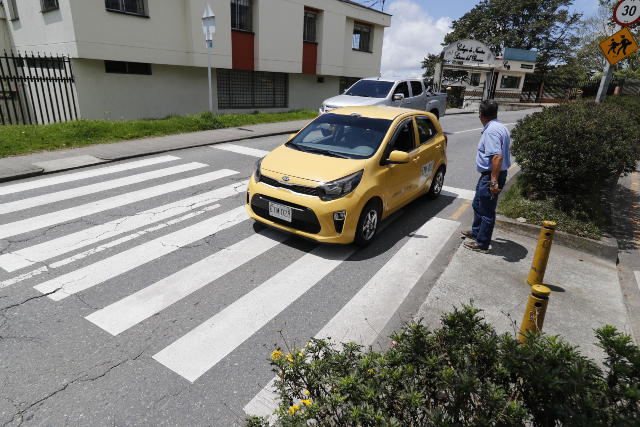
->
[361, 77, 424, 83]
[328, 106, 426, 120]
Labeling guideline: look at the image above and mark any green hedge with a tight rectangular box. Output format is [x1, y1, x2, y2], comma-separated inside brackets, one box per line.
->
[510, 101, 640, 197]
[247, 304, 640, 426]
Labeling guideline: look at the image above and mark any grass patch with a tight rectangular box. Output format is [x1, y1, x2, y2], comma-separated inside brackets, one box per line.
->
[498, 175, 603, 240]
[0, 110, 317, 158]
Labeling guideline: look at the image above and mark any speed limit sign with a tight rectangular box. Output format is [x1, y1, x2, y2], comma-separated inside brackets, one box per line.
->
[614, 0, 640, 26]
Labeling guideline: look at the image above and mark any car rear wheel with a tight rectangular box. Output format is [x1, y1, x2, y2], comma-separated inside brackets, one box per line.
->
[354, 202, 380, 247]
[427, 167, 445, 199]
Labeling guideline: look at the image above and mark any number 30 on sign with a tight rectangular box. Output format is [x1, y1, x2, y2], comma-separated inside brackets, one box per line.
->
[614, 0, 640, 26]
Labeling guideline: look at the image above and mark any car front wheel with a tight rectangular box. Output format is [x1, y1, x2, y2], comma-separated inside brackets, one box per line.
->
[354, 201, 380, 247]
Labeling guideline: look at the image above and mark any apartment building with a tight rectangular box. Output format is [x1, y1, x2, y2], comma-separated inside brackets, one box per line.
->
[0, 0, 390, 121]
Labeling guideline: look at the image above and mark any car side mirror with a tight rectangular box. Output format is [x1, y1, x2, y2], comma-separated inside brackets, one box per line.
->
[387, 150, 410, 165]
[393, 94, 404, 101]
[288, 134, 296, 141]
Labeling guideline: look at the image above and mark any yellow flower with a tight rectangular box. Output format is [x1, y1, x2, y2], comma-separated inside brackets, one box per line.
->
[286, 353, 293, 362]
[304, 390, 310, 395]
[301, 399, 312, 405]
[305, 341, 310, 347]
[299, 351, 303, 357]
[271, 350, 284, 360]
[288, 405, 300, 415]
[368, 369, 374, 373]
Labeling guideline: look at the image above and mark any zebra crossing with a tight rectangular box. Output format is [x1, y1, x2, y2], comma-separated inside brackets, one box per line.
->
[0, 150, 466, 413]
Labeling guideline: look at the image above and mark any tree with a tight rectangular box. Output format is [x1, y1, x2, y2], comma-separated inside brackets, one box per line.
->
[443, 0, 582, 70]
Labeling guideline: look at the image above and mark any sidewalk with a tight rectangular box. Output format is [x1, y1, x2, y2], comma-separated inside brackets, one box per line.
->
[0, 119, 312, 182]
[415, 228, 633, 364]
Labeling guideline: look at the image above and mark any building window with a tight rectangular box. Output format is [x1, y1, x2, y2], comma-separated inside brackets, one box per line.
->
[7, 0, 19, 20]
[17, 57, 65, 71]
[41, 0, 59, 12]
[303, 11, 317, 42]
[231, 0, 252, 32]
[339, 76, 360, 94]
[352, 23, 372, 52]
[217, 69, 288, 109]
[105, 0, 146, 16]
[470, 73, 480, 86]
[500, 75, 521, 89]
[105, 61, 152, 75]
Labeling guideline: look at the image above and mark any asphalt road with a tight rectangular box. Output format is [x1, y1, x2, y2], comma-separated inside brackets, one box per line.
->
[0, 108, 537, 426]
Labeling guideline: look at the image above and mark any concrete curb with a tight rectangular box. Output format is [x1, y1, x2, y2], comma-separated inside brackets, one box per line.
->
[495, 214, 618, 263]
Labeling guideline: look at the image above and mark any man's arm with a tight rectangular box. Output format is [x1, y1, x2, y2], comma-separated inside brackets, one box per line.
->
[490, 154, 502, 196]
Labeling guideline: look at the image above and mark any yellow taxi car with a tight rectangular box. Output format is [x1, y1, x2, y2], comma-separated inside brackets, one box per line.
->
[246, 106, 447, 246]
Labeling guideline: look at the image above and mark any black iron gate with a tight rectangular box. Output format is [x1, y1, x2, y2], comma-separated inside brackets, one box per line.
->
[519, 73, 626, 103]
[0, 51, 78, 125]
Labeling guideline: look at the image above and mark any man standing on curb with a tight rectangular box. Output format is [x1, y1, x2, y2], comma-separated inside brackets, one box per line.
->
[461, 99, 511, 253]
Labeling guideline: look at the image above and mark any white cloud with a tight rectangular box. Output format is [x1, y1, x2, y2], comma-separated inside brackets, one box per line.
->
[380, 0, 452, 77]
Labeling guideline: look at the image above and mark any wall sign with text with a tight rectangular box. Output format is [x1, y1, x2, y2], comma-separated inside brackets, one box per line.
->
[440, 40, 495, 65]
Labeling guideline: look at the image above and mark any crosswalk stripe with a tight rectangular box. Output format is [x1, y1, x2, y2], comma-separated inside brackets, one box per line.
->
[0, 162, 208, 215]
[442, 186, 476, 200]
[0, 169, 238, 240]
[153, 244, 357, 382]
[86, 228, 289, 336]
[0, 155, 179, 196]
[210, 143, 270, 157]
[0, 181, 248, 273]
[243, 217, 460, 419]
[34, 206, 249, 301]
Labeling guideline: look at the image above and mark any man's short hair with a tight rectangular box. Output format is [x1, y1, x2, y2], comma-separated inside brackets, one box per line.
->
[479, 99, 499, 118]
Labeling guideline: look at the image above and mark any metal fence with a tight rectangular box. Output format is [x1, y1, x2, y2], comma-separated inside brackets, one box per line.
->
[520, 74, 639, 103]
[0, 51, 78, 125]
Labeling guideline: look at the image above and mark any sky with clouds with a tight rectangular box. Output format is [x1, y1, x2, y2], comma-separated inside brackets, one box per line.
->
[373, 0, 602, 77]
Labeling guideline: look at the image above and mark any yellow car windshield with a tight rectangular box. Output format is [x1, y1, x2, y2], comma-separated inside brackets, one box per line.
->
[287, 113, 391, 159]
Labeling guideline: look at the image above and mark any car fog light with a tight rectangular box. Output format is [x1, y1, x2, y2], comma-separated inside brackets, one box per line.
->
[334, 211, 346, 220]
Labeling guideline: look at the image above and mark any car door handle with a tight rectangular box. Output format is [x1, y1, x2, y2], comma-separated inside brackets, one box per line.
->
[412, 156, 420, 163]
[436, 145, 442, 149]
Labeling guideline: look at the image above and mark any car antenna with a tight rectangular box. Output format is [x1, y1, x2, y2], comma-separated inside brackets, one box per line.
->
[377, 72, 380, 80]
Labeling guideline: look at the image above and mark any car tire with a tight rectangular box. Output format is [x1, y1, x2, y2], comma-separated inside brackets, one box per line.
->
[430, 109, 439, 120]
[354, 201, 380, 247]
[427, 167, 445, 199]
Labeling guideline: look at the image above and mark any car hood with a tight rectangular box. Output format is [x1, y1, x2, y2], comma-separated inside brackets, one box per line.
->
[323, 95, 385, 108]
[261, 145, 366, 185]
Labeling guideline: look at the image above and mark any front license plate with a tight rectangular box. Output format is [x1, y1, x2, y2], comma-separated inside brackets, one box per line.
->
[269, 202, 292, 222]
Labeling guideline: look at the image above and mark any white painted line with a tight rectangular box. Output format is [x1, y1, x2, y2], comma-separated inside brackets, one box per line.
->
[0, 181, 248, 273]
[0, 156, 179, 196]
[450, 122, 517, 134]
[86, 229, 288, 336]
[0, 169, 238, 240]
[442, 186, 476, 200]
[0, 163, 208, 215]
[210, 143, 270, 157]
[155, 212, 405, 383]
[153, 244, 357, 382]
[634, 271, 640, 292]
[34, 206, 249, 301]
[244, 217, 460, 419]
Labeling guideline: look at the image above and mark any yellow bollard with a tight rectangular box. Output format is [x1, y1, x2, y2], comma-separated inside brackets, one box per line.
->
[518, 285, 551, 342]
[527, 221, 556, 286]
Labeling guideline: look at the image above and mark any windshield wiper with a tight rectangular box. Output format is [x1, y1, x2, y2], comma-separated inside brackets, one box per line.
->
[286, 141, 308, 152]
[303, 147, 350, 159]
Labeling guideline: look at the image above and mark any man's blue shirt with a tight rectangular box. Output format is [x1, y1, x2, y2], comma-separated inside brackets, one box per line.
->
[476, 119, 511, 173]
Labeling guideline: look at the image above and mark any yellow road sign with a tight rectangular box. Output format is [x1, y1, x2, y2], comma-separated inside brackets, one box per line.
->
[599, 27, 639, 65]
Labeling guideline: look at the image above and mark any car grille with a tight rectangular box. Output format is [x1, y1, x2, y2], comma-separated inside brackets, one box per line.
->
[251, 194, 322, 234]
[259, 175, 318, 197]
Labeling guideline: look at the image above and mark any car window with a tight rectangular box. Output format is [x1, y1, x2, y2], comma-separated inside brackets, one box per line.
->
[390, 119, 415, 153]
[344, 80, 394, 98]
[410, 81, 423, 97]
[393, 82, 410, 98]
[415, 116, 438, 145]
[288, 113, 392, 159]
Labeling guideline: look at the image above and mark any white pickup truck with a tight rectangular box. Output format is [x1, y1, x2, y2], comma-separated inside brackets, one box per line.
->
[320, 76, 448, 119]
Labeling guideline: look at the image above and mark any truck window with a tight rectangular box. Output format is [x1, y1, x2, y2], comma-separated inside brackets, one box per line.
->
[393, 82, 410, 98]
[345, 80, 394, 98]
[410, 81, 423, 97]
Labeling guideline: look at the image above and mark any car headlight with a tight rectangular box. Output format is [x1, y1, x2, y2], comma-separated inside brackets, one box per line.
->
[254, 158, 263, 182]
[317, 170, 363, 202]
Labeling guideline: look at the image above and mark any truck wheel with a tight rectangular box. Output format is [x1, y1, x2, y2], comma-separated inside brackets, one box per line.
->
[427, 167, 445, 199]
[430, 109, 439, 120]
[354, 202, 380, 247]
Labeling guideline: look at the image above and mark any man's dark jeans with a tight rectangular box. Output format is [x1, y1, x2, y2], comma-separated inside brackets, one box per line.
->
[471, 170, 508, 249]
